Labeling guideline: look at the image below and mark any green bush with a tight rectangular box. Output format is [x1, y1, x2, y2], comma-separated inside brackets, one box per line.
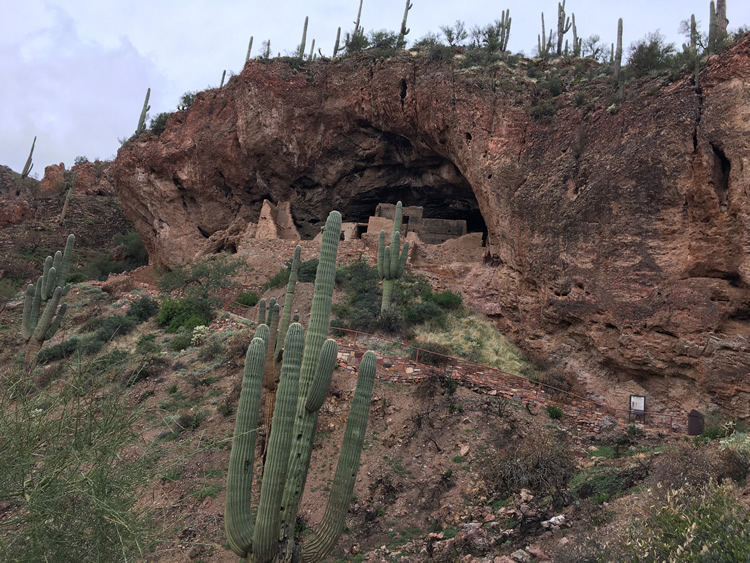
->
[169, 334, 192, 351]
[427, 290, 462, 310]
[348, 308, 378, 333]
[626, 481, 750, 561]
[0, 363, 157, 560]
[297, 258, 318, 282]
[126, 296, 159, 322]
[626, 31, 675, 79]
[262, 268, 290, 291]
[156, 297, 213, 333]
[135, 334, 159, 355]
[36, 336, 82, 364]
[112, 231, 149, 269]
[405, 301, 445, 326]
[547, 405, 564, 419]
[149, 112, 171, 136]
[236, 290, 259, 307]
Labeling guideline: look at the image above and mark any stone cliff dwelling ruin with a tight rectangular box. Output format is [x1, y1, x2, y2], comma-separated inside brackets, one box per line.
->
[255, 198, 485, 253]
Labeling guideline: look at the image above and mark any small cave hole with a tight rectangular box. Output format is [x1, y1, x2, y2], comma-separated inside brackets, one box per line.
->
[197, 226, 210, 238]
[465, 132, 472, 144]
[400, 79, 407, 109]
[487, 174, 492, 179]
[710, 143, 731, 212]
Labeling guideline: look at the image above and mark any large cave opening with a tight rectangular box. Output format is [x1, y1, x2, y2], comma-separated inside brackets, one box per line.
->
[288, 126, 485, 241]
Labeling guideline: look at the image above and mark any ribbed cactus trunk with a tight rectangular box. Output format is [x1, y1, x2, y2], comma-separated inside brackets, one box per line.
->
[22, 234, 75, 370]
[278, 211, 342, 551]
[377, 202, 409, 313]
[301, 352, 376, 562]
[262, 246, 301, 459]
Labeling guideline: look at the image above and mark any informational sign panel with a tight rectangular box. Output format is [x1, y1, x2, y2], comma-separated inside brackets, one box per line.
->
[630, 395, 645, 413]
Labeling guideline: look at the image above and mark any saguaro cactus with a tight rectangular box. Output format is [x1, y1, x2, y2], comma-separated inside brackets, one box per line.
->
[246, 36, 254, 61]
[614, 18, 624, 99]
[537, 12, 553, 58]
[571, 14, 581, 57]
[377, 201, 410, 313]
[497, 9, 511, 52]
[225, 211, 376, 563]
[22, 234, 75, 366]
[297, 16, 309, 60]
[21, 136, 36, 180]
[135, 88, 150, 136]
[333, 27, 342, 57]
[261, 246, 302, 456]
[397, 0, 413, 49]
[556, 0, 572, 56]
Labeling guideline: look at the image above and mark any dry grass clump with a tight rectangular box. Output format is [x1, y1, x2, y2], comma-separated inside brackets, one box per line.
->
[414, 311, 530, 375]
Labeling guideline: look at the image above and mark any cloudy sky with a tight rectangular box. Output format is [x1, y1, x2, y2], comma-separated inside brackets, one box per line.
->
[2, 0, 748, 175]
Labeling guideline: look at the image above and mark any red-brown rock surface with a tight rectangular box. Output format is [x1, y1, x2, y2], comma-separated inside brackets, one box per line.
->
[39, 163, 66, 195]
[109, 37, 750, 418]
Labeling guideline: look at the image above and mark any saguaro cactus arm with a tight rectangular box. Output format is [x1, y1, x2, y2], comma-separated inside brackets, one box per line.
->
[21, 136, 36, 179]
[377, 202, 409, 312]
[301, 351, 377, 562]
[225, 336, 267, 557]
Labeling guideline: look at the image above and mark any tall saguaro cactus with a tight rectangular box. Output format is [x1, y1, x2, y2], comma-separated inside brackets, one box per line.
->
[225, 212, 376, 563]
[397, 0, 413, 49]
[22, 234, 75, 366]
[297, 16, 309, 60]
[21, 136, 36, 180]
[246, 36, 254, 61]
[537, 12, 553, 58]
[377, 201, 410, 313]
[135, 88, 150, 136]
[497, 9, 511, 52]
[261, 246, 302, 457]
[556, 0, 572, 56]
[614, 18, 624, 100]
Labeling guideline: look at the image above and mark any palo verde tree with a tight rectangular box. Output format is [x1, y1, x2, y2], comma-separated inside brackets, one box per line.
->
[21, 234, 75, 367]
[225, 211, 377, 562]
[377, 201, 410, 313]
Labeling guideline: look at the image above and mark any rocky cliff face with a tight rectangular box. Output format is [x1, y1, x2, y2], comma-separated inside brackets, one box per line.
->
[109, 37, 750, 418]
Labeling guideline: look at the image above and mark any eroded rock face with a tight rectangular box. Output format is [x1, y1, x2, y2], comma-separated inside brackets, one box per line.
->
[39, 163, 65, 195]
[109, 37, 750, 417]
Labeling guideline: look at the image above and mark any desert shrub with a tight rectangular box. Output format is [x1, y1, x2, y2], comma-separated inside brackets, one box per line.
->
[412, 340, 453, 367]
[626, 32, 675, 79]
[178, 91, 196, 110]
[426, 290, 462, 310]
[569, 466, 623, 500]
[135, 333, 159, 355]
[649, 442, 747, 494]
[262, 268, 290, 290]
[123, 354, 169, 386]
[330, 317, 349, 337]
[377, 309, 404, 334]
[405, 301, 445, 326]
[112, 231, 149, 269]
[0, 367, 157, 560]
[480, 431, 575, 507]
[126, 295, 159, 322]
[236, 290, 259, 307]
[157, 255, 238, 305]
[720, 432, 750, 466]
[156, 297, 212, 333]
[198, 337, 225, 362]
[149, 112, 171, 136]
[545, 73, 563, 96]
[530, 101, 556, 122]
[297, 258, 318, 282]
[169, 333, 192, 352]
[348, 308, 378, 333]
[90, 314, 138, 342]
[547, 405, 564, 419]
[625, 481, 750, 561]
[80, 253, 126, 281]
[175, 410, 207, 432]
[36, 336, 82, 364]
